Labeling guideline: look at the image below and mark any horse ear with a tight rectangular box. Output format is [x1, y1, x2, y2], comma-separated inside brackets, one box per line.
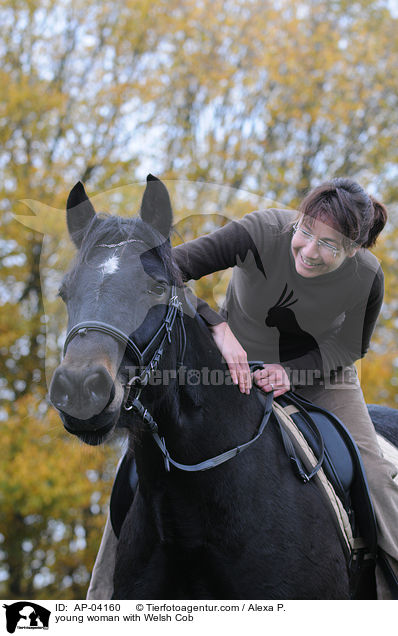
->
[66, 181, 96, 248]
[140, 174, 172, 238]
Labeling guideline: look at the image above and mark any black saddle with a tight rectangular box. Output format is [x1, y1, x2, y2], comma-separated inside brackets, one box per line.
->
[276, 391, 377, 553]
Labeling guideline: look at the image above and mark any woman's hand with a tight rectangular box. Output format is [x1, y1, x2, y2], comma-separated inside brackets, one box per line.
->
[209, 322, 252, 394]
[253, 363, 290, 398]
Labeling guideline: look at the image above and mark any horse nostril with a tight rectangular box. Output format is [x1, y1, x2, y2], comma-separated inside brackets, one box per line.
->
[50, 371, 74, 410]
[83, 370, 113, 404]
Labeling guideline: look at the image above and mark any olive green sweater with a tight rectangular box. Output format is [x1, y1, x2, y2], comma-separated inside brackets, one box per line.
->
[173, 208, 383, 383]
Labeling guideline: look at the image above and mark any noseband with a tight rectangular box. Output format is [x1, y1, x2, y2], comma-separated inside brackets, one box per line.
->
[63, 285, 186, 409]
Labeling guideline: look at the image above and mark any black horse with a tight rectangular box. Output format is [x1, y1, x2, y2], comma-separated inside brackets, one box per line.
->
[49, 175, 397, 599]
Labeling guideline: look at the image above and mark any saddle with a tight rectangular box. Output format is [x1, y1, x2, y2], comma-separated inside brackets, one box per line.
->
[275, 391, 376, 547]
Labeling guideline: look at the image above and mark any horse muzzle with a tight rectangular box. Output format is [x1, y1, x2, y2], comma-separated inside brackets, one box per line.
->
[49, 362, 119, 421]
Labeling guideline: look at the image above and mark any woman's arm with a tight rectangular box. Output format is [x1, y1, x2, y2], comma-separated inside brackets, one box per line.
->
[173, 219, 265, 281]
[173, 219, 264, 394]
[209, 322, 252, 394]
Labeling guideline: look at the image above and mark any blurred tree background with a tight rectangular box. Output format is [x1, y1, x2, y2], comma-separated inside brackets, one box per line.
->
[0, 0, 397, 599]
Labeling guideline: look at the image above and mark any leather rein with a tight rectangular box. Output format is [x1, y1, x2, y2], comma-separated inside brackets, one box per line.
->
[63, 286, 273, 472]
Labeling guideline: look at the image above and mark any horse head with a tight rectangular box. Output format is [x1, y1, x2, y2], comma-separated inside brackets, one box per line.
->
[49, 175, 180, 445]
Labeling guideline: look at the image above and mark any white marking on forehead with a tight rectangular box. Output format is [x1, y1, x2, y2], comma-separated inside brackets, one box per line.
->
[97, 239, 146, 248]
[99, 254, 120, 276]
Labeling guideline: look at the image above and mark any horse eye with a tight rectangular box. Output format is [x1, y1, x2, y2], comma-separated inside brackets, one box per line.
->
[148, 282, 167, 296]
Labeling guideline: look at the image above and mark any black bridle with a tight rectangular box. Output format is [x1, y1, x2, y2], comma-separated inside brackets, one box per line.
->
[62, 285, 274, 473]
[63, 285, 186, 410]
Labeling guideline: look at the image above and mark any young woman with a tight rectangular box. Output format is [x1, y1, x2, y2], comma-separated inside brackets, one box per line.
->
[87, 177, 397, 598]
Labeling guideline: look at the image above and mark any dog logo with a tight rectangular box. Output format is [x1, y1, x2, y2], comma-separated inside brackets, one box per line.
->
[2, 602, 51, 633]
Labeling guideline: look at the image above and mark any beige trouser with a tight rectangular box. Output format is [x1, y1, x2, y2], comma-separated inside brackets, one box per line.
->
[87, 513, 117, 599]
[87, 366, 398, 599]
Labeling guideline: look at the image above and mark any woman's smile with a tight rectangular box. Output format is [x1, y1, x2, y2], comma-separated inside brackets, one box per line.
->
[300, 253, 323, 268]
[294, 247, 329, 276]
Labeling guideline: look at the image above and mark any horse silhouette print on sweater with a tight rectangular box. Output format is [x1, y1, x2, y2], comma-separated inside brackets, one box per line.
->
[265, 283, 321, 366]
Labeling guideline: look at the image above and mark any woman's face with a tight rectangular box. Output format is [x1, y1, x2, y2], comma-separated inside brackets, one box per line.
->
[291, 215, 356, 278]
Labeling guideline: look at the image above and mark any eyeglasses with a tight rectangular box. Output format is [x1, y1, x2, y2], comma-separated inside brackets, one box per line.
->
[293, 222, 343, 259]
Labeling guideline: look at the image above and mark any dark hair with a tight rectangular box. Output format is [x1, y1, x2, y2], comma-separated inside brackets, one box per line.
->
[298, 178, 388, 248]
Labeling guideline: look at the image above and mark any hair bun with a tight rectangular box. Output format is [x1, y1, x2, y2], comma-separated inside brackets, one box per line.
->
[365, 196, 388, 248]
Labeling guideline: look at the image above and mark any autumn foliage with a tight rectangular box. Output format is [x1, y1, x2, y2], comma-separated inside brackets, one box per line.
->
[0, 0, 397, 598]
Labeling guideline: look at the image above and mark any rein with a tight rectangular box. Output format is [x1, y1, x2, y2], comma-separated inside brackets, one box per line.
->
[63, 286, 273, 473]
[129, 390, 274, 472]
